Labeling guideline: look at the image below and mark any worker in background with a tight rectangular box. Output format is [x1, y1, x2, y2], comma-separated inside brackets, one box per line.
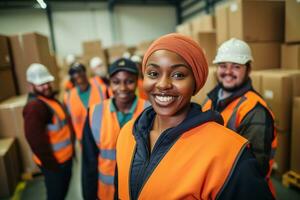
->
[63, 54, 77, 92]
[23, 63, 73, 200]
[82, 58, 149, 200]
[131, 54, 148, 100]
[202, 38, 277, 196]
[89, 56, 111, 97]
[64, 62, 108, 142]
[115, 33, 274, 199]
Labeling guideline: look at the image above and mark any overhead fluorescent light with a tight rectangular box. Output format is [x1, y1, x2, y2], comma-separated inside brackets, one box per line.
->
[36, 0, 47, 9]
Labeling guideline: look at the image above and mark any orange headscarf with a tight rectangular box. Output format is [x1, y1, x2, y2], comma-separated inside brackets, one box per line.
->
[142, 33, 208, 94]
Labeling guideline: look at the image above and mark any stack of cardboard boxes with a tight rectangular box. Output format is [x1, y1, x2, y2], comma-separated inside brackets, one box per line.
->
[179, 0, 300, 176]
[0, 32, 59, 195]
[0, 35, 17, 102]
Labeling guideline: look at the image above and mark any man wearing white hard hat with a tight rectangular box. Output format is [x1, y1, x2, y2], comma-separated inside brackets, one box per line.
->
[23, 63, 74, 200]
[89, 56, 111, 97]
[202, 38, 277, 196]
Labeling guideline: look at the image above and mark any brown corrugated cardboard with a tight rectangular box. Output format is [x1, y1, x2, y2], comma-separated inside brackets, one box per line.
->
[281, 44, 300, 70]
[228, 0, 284, 42]
[176, 22, 193, 37]
[215, 3, 230, 45]
[192, 66, 217, 104]
[261, 73, 293, 131]
[9, 33, 58, 94]
[250, 71, 263, 94]
[285, 0, 300, 43]
[135, 40, 153, 56]
[9, 35, 27, 94]
[191, 15, 215, 40]
[249, 42, 281, 70]
[194, 32, 217, 66]
[82, 40, 102, 55]
[0, 95, 38, 173]
[107, 44, 128, 64]
[0, 138, 20, 198]
[0, 68, 16, 102]
[0, 35, 11, 68]
[274, 131, 290, 176]
[291, 97, 300, 174]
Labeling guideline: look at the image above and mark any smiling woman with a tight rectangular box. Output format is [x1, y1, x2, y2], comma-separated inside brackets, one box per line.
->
[115, 33, 275, 200]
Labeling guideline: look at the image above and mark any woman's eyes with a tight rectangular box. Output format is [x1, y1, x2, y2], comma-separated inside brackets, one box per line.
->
[146, 71, 159, 78]
[146, 71, 185, 79]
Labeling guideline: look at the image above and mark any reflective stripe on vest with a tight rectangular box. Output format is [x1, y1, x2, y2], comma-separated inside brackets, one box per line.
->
[92, 77, 105, 101]
[117, 120, 248, 199]
[226, 96, 247, 131]
[65, 84, 105, 141]
[33, 96, 73, 165]
[89, 98, 148, 200]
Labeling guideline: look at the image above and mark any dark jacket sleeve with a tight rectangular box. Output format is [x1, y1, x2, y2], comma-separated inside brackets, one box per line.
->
[218, 147, 275, 200]
[81, 109, 99, 200]
[23, 100, 60, 171]
[237, 103, 274, 176]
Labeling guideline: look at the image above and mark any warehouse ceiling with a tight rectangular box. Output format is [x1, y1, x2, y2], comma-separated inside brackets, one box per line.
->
[0, 0, 179, 10]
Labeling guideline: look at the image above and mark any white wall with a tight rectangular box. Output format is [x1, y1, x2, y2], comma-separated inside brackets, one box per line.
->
[0, 5, 176, 57]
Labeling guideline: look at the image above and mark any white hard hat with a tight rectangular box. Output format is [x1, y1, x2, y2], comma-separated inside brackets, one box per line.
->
[66, 54, 76, 66]
[213, 38, 253, 65]
[90, 57, 103, 69]
[26, 63, 54, 85]
[131, 55, 142, 63]
[122, 52, 131, 59]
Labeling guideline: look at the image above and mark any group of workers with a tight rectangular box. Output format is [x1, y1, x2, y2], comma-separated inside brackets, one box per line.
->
[23, 33, 277, 200]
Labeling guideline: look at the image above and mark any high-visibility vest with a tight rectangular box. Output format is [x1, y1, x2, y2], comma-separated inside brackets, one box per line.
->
[116, 119, 248, 199]
[90, 76, 112, 97]
[64, 83, 108, 141]
[202, 91, 277, 195]
[64, 80, 74, 91]
[137, 78, 147, 100]
[32, 96, 73, 165]
[89, 98, 149, 200]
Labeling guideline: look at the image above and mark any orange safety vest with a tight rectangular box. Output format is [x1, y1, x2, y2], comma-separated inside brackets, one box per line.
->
[117, 120, 248, 199]
[32, 96, 73, 165]
[89, 98, 149, 200]
[202, 91, 277, 195]
[90, 76, 112, 97]
[64, 83, 108, 141]
[64, 80, 74, 91]
[137, 78, 148, 100]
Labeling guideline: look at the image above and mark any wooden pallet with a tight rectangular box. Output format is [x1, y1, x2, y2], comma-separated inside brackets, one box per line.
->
[282, 171, 300, 189]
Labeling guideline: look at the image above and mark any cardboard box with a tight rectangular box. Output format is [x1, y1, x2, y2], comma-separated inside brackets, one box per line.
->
[9, 33, 58, 94]
[250, 71, 263, 94]
[192, 66, 217, 104]
[0, 95, 38, 173]
[0, 138, 20, 198]
[9, 35, 27, 94]
[291, 97, 300, 174]
[176, 22, 193, 37]
[194, 32, 217, 66]
[215, 3, 230, 45]
[0, 35, 11, 68]
[107, 44, 127, 64]
[135, 40, 153, 56]
[274, 131, 290, 176]
[0, 68, 17, 102]
[285, 0, 300, 43]
[261, 72, 294, 131]
[281, 44, 300, 70]
[249, 42, 281, 70]
[191, 15, 215, 39]
[228, 0, 284, 42]
[82, 40, 102, 55]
